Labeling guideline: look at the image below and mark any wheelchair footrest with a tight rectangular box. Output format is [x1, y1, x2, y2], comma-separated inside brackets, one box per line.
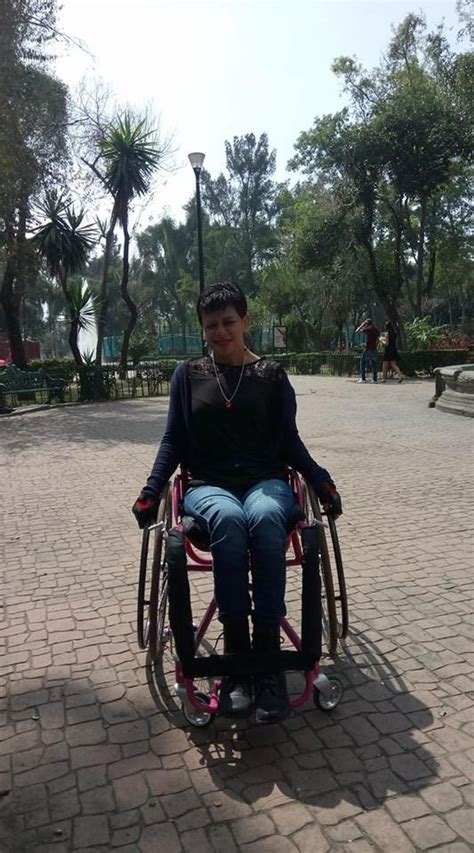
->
[181, 649, 318, 679]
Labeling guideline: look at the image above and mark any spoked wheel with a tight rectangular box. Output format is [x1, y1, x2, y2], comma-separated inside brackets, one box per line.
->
[313, 676, 343, 711]
[303, 484, 338, 657]
[327, 515, 349, 639]
[137, 524, 152, 650]
[137, 484, 171, 658]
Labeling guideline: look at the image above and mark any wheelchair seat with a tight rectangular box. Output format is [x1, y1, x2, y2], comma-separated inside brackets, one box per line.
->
[181, 502, 307, 552]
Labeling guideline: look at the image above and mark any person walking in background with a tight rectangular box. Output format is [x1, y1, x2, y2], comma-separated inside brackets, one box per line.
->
[382, 321, 403, 383]
[356, 318, 380, 383]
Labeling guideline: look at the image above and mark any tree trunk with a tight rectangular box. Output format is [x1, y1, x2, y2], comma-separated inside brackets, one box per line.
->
[0, 257, 26, 369]
[68, 318, 83, 367]
[177, 303, 187, 354]
[402, 255, 417, 314]
[361, 236, 405, 338]
[426, 248, 436, 298]
[415, 195, 427, 317]
[59, 272, 83, 368]
[119, 217, 138, 372]
[95, 210, 118, 367]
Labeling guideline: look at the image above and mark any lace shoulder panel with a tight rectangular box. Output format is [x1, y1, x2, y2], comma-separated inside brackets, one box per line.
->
[186, 355, 284, 382]
[187, 356, 215, 378]
[249, 358, 284, 382]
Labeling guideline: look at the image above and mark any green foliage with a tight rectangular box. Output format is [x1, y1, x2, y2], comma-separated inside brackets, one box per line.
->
[29, 357, 77, 379]
[96, 112, 169, 370]
[32, 195, 97, 365]
[289, 12, 473, 327]
[404, 316, 445, 350]
[143, 350, 470, 379]
[100, 113, 164, 225]
[273, 349, 471, 376]
[66, 279, 97, 332]
[32, 193, 97, 281]
[135, 215, 200, 352]
[201, 133, 282, 293]
[0, 0, 69, 368]
[398, 349, 471, 374]
[128, 332, 156, 367]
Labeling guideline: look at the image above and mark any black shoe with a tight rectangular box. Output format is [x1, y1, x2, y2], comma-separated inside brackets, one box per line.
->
[218, 675, 253, 718]
[218, 620, 252, 717]
[254, 671, 290, 724]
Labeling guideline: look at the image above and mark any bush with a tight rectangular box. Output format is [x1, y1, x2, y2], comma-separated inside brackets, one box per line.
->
[29, 358, 77, 380]
[25, 350, 473, 398]
[272, 349, 471, 377]
[398, 349, 471, 376]
[431, 330, 473, 350]
[405, 317, 445, 350]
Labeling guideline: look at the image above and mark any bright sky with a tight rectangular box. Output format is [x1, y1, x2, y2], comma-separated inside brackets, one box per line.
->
[57, 0, 461, 226]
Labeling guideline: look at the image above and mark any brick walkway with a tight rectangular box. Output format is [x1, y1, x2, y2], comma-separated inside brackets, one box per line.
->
[1, 376, 473, 852]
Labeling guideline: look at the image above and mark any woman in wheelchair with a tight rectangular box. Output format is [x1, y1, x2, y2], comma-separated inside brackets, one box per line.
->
[133, 283, 342, 724]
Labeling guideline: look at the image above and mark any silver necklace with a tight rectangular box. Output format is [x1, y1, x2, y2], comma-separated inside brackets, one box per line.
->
[211, 349, 247, 410]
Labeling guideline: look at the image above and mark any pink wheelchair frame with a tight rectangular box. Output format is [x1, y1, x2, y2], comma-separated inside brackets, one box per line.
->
[164, 467, 344, 726]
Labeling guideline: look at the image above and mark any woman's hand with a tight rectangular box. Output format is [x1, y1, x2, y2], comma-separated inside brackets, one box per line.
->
[132, 492, 160, 528]
[317, 482, 342, 518]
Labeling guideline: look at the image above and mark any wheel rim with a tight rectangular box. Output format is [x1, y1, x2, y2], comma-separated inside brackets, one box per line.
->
[303, 484, 338, 656]
[318, 678, 343, 710]
[156, 573, 169, 652]
[147, 488, 172, 658]
[328, 515, 349, 640]
[182, 692, 213, 727]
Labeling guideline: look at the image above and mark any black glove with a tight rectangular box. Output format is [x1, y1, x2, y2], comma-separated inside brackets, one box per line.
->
[316, 481, 342, 517]
[132, 491, 160, 529]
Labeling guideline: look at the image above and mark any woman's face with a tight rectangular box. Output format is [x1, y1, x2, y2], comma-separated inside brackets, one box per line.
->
[201, 305, 250, 364]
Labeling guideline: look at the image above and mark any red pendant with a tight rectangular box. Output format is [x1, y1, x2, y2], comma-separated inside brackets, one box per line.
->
[225, 401, 232, 410]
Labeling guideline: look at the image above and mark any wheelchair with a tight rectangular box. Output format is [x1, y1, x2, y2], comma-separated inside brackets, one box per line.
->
[137, 467, 349, 727]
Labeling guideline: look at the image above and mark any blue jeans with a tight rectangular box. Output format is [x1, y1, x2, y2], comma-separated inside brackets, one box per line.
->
[360, 350, 379, 381]
[183, 479, 295, 626]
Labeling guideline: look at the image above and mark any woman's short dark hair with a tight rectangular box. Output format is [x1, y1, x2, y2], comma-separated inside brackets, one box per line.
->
[196, 283, 247, 324]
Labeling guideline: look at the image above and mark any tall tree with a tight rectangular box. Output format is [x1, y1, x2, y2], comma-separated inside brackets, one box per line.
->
[79, 101, 170, 368]
[32, 193, 96, 365]
[136, 216, 198, 350]
[99, 114, 165, 370]
[0, 0, 69, 366]
[201, 133, 281, 294]
[289, 13, 473, 326]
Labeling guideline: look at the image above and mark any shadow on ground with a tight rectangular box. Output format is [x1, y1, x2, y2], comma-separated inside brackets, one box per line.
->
[144, 625, 438, 823]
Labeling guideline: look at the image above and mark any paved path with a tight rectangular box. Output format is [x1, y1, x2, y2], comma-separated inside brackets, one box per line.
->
[1, 377, 473, 852]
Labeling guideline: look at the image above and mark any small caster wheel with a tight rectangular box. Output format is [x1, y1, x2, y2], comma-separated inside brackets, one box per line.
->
[182, 692, 215, 728]
[313, 676, 343, 711]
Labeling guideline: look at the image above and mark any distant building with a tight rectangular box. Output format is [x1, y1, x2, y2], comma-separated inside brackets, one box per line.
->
[0, 336, 40, 365]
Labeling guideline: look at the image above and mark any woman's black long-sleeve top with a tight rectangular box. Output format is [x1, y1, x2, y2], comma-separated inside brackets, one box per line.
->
[143, 357, 333, 497]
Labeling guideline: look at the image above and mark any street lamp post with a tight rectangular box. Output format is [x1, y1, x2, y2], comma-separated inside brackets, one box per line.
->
[188, 152, 206, 355]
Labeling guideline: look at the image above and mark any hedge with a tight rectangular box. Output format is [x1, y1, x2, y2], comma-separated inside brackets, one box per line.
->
[23, 348, 474, 387]
[397, 349, 472, 375]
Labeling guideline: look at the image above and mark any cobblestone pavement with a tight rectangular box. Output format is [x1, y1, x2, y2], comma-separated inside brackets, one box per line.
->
[1, 376, 473, 853]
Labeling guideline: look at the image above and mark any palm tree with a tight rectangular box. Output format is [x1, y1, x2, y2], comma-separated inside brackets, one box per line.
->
[98, 113, 164, 371]
[64, 278, 97, 367]
[33, 193, 97, 366]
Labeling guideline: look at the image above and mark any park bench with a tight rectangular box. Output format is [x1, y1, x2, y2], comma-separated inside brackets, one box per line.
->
[0, 364, 68, 407]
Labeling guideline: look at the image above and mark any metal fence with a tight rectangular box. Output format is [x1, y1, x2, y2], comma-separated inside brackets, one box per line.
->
[1, 365, 172, 408]
[4, 349, 470, 409]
